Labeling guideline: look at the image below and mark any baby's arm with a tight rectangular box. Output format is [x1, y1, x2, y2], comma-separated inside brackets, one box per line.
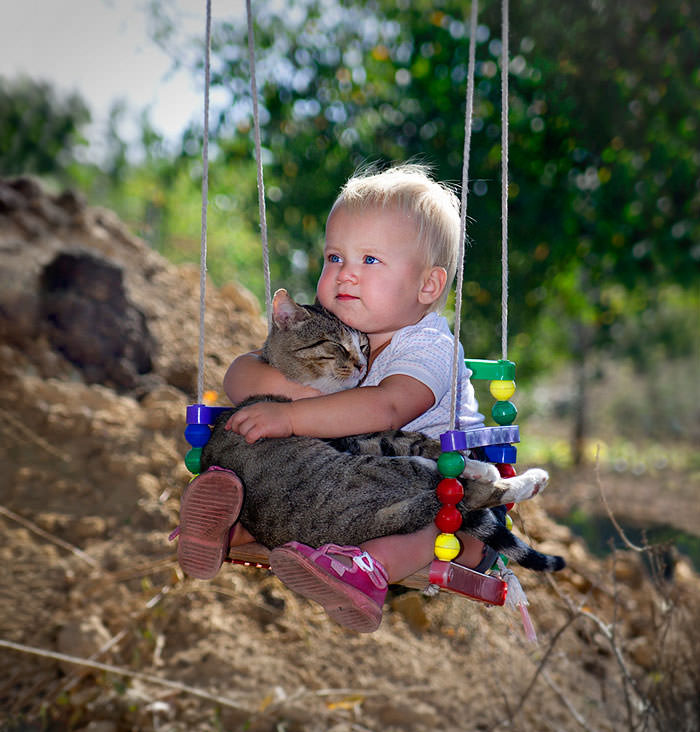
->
[227, 374, 434, 443]
[224, 350, 323, 404]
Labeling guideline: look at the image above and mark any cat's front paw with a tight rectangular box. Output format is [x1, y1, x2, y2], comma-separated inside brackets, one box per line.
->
[459, 457, 501, 484]
[495, 467, 549, 503]
[525, 467, 549, 496]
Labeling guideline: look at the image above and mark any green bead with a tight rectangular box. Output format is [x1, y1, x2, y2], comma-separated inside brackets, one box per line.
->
[492, 400, 518, 426]
[437, 451, 466, 478]
[185, 447, 202, 474]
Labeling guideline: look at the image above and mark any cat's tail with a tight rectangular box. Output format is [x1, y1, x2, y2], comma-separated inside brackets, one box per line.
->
[462, 510, 566, 572]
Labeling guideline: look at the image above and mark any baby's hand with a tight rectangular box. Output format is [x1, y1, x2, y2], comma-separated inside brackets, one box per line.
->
[225, 401, 294, 443]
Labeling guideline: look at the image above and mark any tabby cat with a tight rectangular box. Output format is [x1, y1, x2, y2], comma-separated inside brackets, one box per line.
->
[201, 289, 564, 572]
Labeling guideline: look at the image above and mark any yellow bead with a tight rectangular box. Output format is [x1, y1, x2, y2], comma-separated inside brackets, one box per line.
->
[505, 514, 513, 530]
[434, 533, 461, 561]
[489, 380, 516, 401]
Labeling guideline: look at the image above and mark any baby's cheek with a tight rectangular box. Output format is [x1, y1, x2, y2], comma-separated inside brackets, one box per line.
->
[315, 281, 332, 310]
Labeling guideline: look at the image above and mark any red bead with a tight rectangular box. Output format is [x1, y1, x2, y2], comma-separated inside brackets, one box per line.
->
[505, 502, 515, 511]
[435, 505, 462, 533]
[436, 478, 464, 505]
[496, 463, 517, 478]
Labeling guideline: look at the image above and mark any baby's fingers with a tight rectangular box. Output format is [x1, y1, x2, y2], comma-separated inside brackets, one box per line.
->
[225, 411, 244, 431]
[225, 408, 252, 435]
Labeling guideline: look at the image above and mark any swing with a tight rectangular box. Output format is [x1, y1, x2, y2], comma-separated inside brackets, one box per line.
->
[180, 0, 524, 608]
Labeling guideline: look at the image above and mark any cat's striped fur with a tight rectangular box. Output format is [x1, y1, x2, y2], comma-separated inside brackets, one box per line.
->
[202, 290, 564, 572]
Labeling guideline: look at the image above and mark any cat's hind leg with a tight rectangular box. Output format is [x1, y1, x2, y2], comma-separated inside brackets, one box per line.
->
[459, 458, 548, 509]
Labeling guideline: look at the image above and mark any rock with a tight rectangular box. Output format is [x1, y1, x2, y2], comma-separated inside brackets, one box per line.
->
[40, 250, 156, 391]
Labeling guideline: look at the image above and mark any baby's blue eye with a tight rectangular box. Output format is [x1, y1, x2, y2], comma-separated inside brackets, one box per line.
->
[363, 255, 379, 264]
[328, 253, 342, 263]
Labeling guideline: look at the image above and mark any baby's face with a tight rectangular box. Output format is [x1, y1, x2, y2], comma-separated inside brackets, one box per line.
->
[317, 205, 435, 349]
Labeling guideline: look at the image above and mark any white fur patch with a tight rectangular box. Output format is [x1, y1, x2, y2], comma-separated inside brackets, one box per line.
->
[460, 457, 500, 483]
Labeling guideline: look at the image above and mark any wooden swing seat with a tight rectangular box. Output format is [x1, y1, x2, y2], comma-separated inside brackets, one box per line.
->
[224, 541, 508, 605]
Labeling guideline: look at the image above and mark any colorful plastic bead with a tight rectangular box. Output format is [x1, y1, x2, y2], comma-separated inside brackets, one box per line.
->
[492, 400, 518, 426]
[461, 425, 520, 449]
[440, 430, 468, 451]
[203, 390, 218, 405]
[184, 447, 202, 474]
[434, 532, 461, 561]
[435, 505, 463, 533]
[464, 358, 516, 381]
[489, 379, 516, 401]
[185, 403, 229, 425]
[436, 478, 464, 504]
[184, 423, 212, 448]
[482, 444, 517, 463]
[505, 514, 513, 530]
[496, 463, 517, 479]
[437, 451, 466, 478]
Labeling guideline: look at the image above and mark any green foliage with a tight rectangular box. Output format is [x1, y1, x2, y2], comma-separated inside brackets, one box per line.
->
[5, 0, 698, 395]
[0, 76, 90, 179]
[93, 135, 266, 294]
[186, 0, 699, 370]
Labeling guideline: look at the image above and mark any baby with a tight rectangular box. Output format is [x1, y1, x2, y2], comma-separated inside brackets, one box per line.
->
[180, 164, 514, 632]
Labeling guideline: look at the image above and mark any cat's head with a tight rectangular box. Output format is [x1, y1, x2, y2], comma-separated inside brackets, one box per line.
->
[263, 289, 369, 394]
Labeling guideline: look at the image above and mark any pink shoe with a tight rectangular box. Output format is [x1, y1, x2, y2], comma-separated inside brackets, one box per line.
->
[269, 542, 388, 633]
[176, 467, 244, 580]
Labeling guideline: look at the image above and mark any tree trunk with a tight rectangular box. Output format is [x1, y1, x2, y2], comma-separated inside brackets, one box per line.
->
[571, 322, 590, 466]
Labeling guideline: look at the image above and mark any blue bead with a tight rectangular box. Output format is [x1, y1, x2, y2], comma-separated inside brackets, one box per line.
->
[481, 444, 517, 463]
[184, 423, 212, 447]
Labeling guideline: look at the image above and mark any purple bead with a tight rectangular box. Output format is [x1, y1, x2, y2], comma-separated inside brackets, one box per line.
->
[440, 430, 468, 451]
[185, 403, 230, 425]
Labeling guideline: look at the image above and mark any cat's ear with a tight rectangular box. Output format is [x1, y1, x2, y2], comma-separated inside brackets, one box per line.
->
[271, 288, 310, 329]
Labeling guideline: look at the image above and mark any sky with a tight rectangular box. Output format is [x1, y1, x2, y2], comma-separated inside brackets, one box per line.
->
[0, 0, 238, 157]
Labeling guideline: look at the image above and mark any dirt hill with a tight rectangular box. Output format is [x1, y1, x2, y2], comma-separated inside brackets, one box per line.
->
[1, 177, 698, 732]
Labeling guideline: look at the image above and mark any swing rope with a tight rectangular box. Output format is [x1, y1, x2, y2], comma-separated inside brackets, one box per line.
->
[246, 0, 272, 329]
[196, 1, 510, 416]
[500, 0, 510, 362]
[196, 0, 212, 406]
[186, 0, 520, 611]
[195, 1, 271, 403]
[449, 0, 479, 431]
[449, 0, 511, 428]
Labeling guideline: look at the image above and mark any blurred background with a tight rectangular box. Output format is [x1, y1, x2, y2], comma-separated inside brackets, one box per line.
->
[2, 0, 699, 560]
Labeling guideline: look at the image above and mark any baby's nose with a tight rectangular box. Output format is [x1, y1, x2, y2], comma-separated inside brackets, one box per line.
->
[337, 265, 358, 283]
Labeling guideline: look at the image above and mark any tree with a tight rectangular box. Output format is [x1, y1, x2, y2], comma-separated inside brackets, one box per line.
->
[155, 0, 700, 457]
[0, 76, 90, 180]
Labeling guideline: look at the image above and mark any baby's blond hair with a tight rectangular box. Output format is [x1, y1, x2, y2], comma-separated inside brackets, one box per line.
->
[329, 163, 461, 311]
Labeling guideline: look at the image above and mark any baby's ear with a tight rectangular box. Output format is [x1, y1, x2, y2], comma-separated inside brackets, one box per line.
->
[418, 266, 448, 306]
[271, 288, 309, 328]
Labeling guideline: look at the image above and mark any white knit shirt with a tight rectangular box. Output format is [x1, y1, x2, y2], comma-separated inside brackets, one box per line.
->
[361, 312, 484, 439]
